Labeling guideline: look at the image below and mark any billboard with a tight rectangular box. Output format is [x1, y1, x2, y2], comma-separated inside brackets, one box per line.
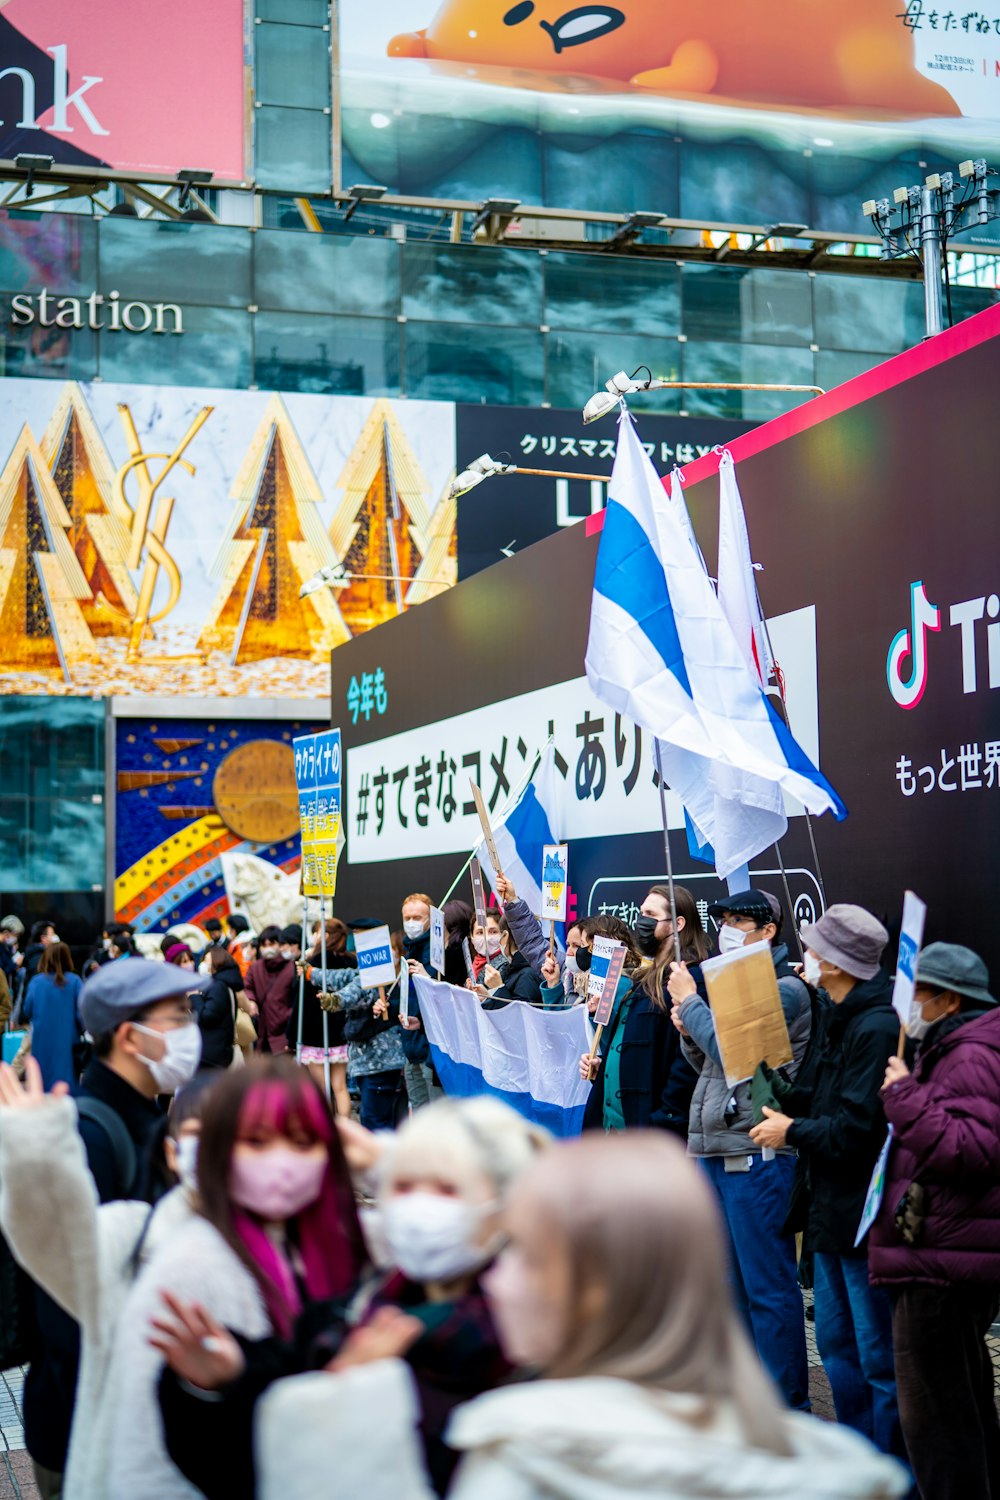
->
[329, 302, 1000, 974]
[114, 713, 324, 934]
[0, 0, 247, 181]
[339, 2, 999, 236]
[0, 379, 456, 697]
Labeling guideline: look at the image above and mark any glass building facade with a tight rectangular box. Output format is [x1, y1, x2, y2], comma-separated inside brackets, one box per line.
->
[0, 212, 995, 421]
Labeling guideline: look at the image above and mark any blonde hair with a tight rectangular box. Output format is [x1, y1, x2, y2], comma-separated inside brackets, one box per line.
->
[379, 1096, 550, 1203]
[511, 1132, 792, 1456]
[402, 892, 433, 910]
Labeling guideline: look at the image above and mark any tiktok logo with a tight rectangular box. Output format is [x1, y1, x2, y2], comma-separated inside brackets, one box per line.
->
[886, 582, 941, 709]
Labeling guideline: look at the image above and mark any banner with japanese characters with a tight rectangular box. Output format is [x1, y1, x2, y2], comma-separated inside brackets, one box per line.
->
[331, 304, 1000, 976]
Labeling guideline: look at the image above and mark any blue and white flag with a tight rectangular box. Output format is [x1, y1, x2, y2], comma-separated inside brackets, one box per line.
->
[476, 743, 565, 927]
[585, 413, 846, 871]
[414, 975, 590, 1137]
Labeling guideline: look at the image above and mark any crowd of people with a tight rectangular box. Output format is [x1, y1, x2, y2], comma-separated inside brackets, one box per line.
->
[0, 881, 996, 1500]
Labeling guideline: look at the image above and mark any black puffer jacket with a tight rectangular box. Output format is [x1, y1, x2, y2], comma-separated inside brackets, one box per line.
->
[785, 970, 900, 1256]
[482, 950, 543, 1009]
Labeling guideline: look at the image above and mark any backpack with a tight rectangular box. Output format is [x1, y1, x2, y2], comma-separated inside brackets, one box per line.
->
[0, 1096, 139, 1371]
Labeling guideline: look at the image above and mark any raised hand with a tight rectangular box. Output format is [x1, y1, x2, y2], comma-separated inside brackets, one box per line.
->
[148, 1289, 245, 1390]
[0, 1057, 69, 1109]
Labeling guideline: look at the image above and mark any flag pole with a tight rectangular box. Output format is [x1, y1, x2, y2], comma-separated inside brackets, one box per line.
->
[436, 742, 548, 909]
[653, 738, 683, 965]
[772, 840, 805, 961]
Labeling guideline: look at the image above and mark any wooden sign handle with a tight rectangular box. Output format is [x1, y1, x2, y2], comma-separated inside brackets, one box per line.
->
[896, 1023, 907, 1060]
[549, 918, 556, 957]
[585, 1024, 603, 1080]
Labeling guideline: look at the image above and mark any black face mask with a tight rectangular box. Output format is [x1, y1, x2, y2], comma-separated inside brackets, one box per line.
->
[634, 914, 662, 956]
[575, 946, 592, 972]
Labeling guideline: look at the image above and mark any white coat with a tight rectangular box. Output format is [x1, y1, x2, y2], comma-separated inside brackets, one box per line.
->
[257, 1361, 909, 1500]
[0, 1097, 192, 1499]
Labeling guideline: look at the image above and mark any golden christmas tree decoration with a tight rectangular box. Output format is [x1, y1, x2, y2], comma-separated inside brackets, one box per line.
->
[198, 395, 349, 665]
[0, 426, 99, 677]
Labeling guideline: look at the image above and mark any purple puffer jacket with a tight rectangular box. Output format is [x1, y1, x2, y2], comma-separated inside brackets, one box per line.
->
[868, 1007, 1000, 1287]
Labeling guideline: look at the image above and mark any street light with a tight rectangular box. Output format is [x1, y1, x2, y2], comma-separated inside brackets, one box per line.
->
[342, 183, 388, 222]
[448, 452, 514, 499]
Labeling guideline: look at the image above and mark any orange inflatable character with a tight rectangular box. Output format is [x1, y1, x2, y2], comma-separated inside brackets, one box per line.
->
[389, 1, 960, 116]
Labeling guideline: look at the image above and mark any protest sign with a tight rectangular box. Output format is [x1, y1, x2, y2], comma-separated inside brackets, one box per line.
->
[855, 1126, 894, 1247]
[892, 890, 927, 1027]
[312, 728, 342, 898]
[592, 943, 626, 1029]
[540, 844, 569, 923]
[399, 958, 410, 1023]
[588, 935, 618, 1003]
[470, 780, 504, 878]
[470, 857, 489, 940]
[292, 733, 320, 898]
[701, 944, 792, 1087]
[354, 924, 397, 989]
[430, 905, 446, 974]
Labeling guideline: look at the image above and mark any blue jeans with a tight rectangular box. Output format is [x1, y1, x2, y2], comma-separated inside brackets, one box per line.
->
[358, 1069, 402, 1130]
[701, 1153, 810, 1410]
[813, 1251, 905, 1458]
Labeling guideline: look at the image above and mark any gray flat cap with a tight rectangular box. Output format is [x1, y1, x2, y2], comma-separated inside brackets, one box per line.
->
[79, 956, 209, 1036]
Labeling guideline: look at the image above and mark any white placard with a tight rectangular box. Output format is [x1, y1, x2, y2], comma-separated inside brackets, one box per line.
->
[399, 959, 410, 1023]
[541, 843, 569, 923]
[892, 890, 927, 1025]
[429, 905, 445, 973]
[587, 935, 618, 1002]
[353, 924, 397, 989]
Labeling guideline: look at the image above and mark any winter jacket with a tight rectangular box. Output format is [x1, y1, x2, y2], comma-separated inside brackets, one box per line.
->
[0, 1094, 193, 1500]
[22, 942, 46, 983]
[785, 971, 899, 1256]
[18, 1059, 165, 1472]
[256, 1362, 908, 1500]
[245, 955, 296, 1054]
[21, 971, 83, 1089]
[868, 1005, 1000, 1287]
[499, 898, 549, 974]
[108, 1214, 270, 1499]
[194, 975, 236, 1070]
[482, 951, 544, 1009]
[683, 943, 811, 1158]
[582, 971, 699, 1138]
[286, 960, 360, 1051]
[401, 929, 433, 1065]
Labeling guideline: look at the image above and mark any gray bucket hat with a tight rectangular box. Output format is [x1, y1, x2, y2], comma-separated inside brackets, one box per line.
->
[799, 903, 888, 982]
[915, 942, 996, 1006]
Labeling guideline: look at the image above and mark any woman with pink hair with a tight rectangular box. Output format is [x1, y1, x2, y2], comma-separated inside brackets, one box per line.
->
[106, 1058, 367, 1500]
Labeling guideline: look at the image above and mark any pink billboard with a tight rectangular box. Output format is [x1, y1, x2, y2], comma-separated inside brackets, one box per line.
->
[0, 0, 248, 181]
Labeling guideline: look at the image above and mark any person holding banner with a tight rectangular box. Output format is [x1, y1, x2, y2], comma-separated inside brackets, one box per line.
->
[579, 885, 704, 1138]
[868, 943, 1000, 1500]
[749, 905, 903, 1462]
[476, 919, 543, 1010]
[668, 889, 813, 1412]
[543, 914, 639, 1010]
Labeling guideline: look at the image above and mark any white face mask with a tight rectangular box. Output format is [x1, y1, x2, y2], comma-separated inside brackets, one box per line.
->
[904, 992, 944, 1042]
[174, 1134, 200, 1194]
[803, 951, 823, 987]
[472, 934, 501, 958]
[718, 924, 748, 955]
[380, 1192, 496, 1282]
[199, 959, 212, 976]
[279, 947, 295, 962]
[131, 1022, 202, 1094]
[402, 919, 427, 941]
[563, 952, 579, 977]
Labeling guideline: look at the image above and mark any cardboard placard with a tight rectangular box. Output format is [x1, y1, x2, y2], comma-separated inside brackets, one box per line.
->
[429, 905, 446, 974]
[540, 843, 568, 923]
[587, 935, 618, 1002]
[470, 780, 503, 878]
[353, 924, 397, 989]
[399, 958, 410, 1023]
[592, 943, 626, 1028]
[700, 944, 793, 1087]
[891, 890, 927, 1025]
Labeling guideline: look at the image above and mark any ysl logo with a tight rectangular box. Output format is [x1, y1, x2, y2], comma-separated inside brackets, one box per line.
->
[887, 581, 941, 710]
[104, 403, 213, 659]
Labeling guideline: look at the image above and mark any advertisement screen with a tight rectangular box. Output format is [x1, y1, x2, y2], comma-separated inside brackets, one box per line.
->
[339, 1, 999, 236]
[0, 379, 456, 697]
[0, 0, 247, 181]
[329, 303, 1000, 974]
